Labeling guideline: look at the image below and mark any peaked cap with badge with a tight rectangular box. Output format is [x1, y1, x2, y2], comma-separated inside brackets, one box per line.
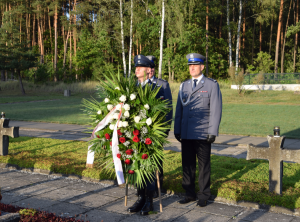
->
[146, 55, 156, 67]
[186, 53, 206, 65]
[134, 54, 155, 68]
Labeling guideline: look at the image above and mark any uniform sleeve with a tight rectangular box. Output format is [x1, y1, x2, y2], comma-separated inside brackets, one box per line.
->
[163, 82, 173, 126]
[174, 91, 183, 135]
[208, 82, 222, 136]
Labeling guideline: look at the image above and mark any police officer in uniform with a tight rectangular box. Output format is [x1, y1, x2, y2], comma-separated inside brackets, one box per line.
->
[174, 53, 222, 207]
[127, 54, 165, 215]
[146, 55, 173, 197]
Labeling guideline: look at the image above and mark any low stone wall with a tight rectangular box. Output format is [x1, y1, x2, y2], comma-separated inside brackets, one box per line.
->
[231, 84, 300, 91]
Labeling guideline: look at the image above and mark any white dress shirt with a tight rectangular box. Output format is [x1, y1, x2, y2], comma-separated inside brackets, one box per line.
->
[192, 74, 203, 90]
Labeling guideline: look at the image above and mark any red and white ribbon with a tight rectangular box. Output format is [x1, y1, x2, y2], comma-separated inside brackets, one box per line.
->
[86, 103, 125, 185]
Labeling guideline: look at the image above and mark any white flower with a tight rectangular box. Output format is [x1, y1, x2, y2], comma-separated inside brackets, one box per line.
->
[97, 110, 102, 115]
[107, 104, 114, 111]
[123, 141, 130, 147]
[118, 121, 123, 128]
[109, 124, 115, 130]
[115, 87, 120, 90]
[144, 104, 150, 110]
[104, 98, 110, 103]
[124, 111, 130, 118]
[95, 120, 99, 123]
[107, 115, 113, 123]
[146, 118, 152, 126]
[119, 95, 127, 102]
[122, 121, 128, 127]
[124, 104, 130, 111]
[134, 116, 141, 123]
[116, 104, 122, 111]
[113, 113, 119, 119]
[130, 94, 136, 100]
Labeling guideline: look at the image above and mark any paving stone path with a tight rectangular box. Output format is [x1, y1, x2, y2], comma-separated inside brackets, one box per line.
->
[1, 168, 300, 222]
[2, 121, 300, 221]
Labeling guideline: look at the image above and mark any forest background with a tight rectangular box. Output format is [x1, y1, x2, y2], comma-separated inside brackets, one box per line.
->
[0, 0, 298, 92]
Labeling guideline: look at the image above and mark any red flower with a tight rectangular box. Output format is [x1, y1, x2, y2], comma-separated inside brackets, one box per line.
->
[128, 170, 135, 174]
[142, 154, 148, 159]
[133, 136, 140, 143]
[105, 133, 110, 140]
[124, 159, 131, 165]
[145, 138, 152, 145]
[96, 135, 100, 138]
[110, 142, 112, 146]
[125, 149, 133, 155]
[117, 154, 121, 159]
[119, 137, 126, 144]
[133, 129, 140, 136]
[117, 129, 122, 136]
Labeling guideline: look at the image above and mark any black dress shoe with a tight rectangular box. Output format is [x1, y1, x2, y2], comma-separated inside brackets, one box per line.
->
[196, 200, 207, 207]
[177, 197, 196, 204]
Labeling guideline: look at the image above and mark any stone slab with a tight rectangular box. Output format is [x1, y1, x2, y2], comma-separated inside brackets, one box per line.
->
[0, 192, 29, 204]
[14, 173, 50, 183]
[173, 209, 230, 222]
[68, 193, 118, 208]
[119, 214, 154, 222]
[40, 202, 90, 218]
[98, 186, 135, 198]
[195, 202, 244, 217]
[0, 178, 34, 192]
[37, 187, 85, 202]
[148, 206, 190, 222]
[66, 180, 107, 192]
[235, 209, 295, 222]
[13, 183, 58, 197]
[40, 178, 78, 189]
[0, 170, 28, 179]
[99, 198, 137, 215]
[78, 209, 127, 222]
[12, 196, 60, 210]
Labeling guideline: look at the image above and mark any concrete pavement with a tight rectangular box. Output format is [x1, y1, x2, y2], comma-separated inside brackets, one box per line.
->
[1, 168, 300, 222]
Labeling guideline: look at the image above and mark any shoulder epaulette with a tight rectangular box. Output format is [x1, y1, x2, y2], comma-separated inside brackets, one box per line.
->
[207, 78, 217, 83]
[158, 78, 168, 82]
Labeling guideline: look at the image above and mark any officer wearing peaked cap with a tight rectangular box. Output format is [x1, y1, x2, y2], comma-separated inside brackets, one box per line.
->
[174, 53, 222, 207]
[127, 54, 164, 216]
[146, 55, 173, 197]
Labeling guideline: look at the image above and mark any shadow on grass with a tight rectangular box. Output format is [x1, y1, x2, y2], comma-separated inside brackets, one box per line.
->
[283, 127, 300, 140]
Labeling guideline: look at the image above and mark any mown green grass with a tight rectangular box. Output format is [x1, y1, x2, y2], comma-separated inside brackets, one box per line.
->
[2, 137, 300, 210]
[1, 81, 300, 138]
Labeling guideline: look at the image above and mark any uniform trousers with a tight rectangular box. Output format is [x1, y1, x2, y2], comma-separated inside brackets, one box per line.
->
[181, 139, 211, 200]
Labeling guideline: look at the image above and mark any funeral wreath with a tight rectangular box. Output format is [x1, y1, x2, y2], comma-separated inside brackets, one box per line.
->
[83, 72, 171, 188]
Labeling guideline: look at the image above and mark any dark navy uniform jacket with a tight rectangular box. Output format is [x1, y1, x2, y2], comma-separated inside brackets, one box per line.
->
[151, 76, 173, 126]
[174, 75, 222, 140]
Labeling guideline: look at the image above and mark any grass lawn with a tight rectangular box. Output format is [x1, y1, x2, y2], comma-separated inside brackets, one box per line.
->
[2, 137, 300, 210]
[1, 83, 300, 138]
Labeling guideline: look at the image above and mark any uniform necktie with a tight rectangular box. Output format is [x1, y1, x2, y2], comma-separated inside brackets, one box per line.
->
[193, 79, 198, 90]
[148, 79, 152, 84]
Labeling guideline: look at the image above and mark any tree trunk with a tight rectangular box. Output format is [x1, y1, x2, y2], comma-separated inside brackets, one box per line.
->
[227, 0, 233, 67]
[1, 70, 5, 81]
[219, 0, 224, 39]
[274, 0, 284, 74]
[18, 70, 25, 95]
[158, 0, 165, 78]
[120, 0, 126, 77]
[32, 13, 36, 46]
[242, 4, 245, 65]
[48, 7, 52, 49]
[281, 0, 292, 73]
[259, 22, 262, 52]
[74, 0, 77, 80]
[128, 0, 133, 77]
[168, 43, 171, 81]
[294, 0, 298, 72]
[54, 3, 58, 82]
[206, 0, 209, 76]
[269, 12, 274, 55]
[251, 18, 256, 65]
[69, 0, 72, 77]
[63, 31, 70, 79]
[235, 0, 242, 72]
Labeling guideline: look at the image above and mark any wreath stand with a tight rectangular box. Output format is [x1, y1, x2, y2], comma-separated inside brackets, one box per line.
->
[124, 170, 163, 212]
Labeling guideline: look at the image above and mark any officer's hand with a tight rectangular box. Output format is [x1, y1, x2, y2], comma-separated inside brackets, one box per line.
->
[207, 135, 216, 143]
[175, 134, 182, 143]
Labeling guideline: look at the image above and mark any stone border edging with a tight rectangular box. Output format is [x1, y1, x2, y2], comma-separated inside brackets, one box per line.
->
[0, 162, 299, 217]
[0, 213, 20, 222]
